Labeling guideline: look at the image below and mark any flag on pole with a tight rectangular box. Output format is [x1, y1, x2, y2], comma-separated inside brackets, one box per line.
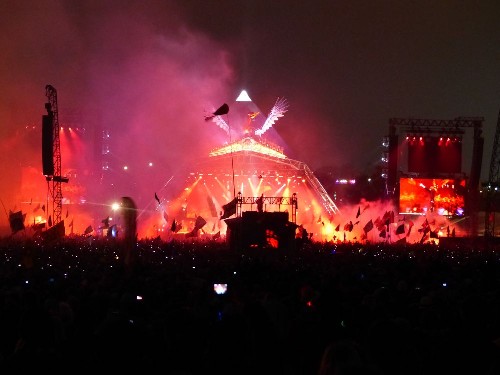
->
[395, 223, 405, 235]
[186, 216, 207, 238]
[343, 221, 354, 232]
[205, 103, 229, 121]
[220, 197, 237, 220]
[407, 220, 415, 237]
[9, 210, 25, 234]
[395, 237, 407, 245]
[363, 219, 374, 233]
[101, 216, 110, 229]
[207, 196, 218, 217]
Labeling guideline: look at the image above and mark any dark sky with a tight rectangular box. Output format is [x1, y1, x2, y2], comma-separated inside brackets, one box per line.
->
[1, 0, 499, 207]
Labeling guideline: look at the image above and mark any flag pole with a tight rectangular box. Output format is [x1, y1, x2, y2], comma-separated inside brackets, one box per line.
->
[226, 113, 236, 198]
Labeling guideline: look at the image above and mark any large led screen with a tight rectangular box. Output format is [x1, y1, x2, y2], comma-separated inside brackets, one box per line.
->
[399, 177, 466, 216]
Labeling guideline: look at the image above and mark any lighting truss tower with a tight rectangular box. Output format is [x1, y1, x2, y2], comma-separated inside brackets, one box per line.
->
[484, 109, 500, 237]
[44, 85, 68, 226]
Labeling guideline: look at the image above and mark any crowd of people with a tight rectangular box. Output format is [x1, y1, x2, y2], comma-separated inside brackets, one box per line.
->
[0, 234, 499, 374]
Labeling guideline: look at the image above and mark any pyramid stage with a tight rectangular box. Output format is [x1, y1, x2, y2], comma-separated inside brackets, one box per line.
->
[165, 91, 338, 242]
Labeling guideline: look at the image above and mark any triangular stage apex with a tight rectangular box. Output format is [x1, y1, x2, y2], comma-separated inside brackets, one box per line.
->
[236, 90, 252, 102]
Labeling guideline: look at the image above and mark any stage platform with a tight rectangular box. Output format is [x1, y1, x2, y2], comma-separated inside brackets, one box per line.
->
[224, 211, 298, 251]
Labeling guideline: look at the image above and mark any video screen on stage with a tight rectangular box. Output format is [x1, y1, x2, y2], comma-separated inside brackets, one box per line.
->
[399, 177, 466, 216]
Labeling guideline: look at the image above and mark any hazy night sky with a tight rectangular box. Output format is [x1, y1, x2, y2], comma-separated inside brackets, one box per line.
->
[1, 0, 499, 212]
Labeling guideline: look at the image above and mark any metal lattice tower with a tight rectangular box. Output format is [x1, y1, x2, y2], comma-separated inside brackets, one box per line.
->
[45, 85, 67, 225]
[488, 110, 500, 184]
[484, 109, 500, 236]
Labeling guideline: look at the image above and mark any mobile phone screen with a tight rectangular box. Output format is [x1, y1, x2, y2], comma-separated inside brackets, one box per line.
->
[213, 283, 228, 295]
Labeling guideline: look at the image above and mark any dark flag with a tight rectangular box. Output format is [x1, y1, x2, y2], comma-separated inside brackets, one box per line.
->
[48, 215, 52, 227]
[221, 197, 237, 220]
[363, 219, 374, 233]
[382, 210, 393, 226]
[396, 223, 405, 235]
[407, 220, 415, 237]
[154, 192, 161, 205]
[335, 224, 340, 232]
[42, 204, 45, 212]
[171, 219, 179, 233]
[356, 206, 361, 218]
[41, 220, 65, 242]
[33, 203, 41, 212]
[84, 225, 93, 235]
[194, 216, 207, 230]
[9, 210, 25, 234]
[381, 211, 389, 225]
[344, 221, 354, 232]
[205, 103, 229, 121]
[186, 216, 207, 238]
[418, 219, 430, 234]
[207, 196, 218, 217]
[395, 237, 407, 245]
[102, 216, 110, 229]
[379, 229, 386, 238]
[171, 219, 182, 233]
[32, 222, 45, 232]
[430, 230, 439, 239]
